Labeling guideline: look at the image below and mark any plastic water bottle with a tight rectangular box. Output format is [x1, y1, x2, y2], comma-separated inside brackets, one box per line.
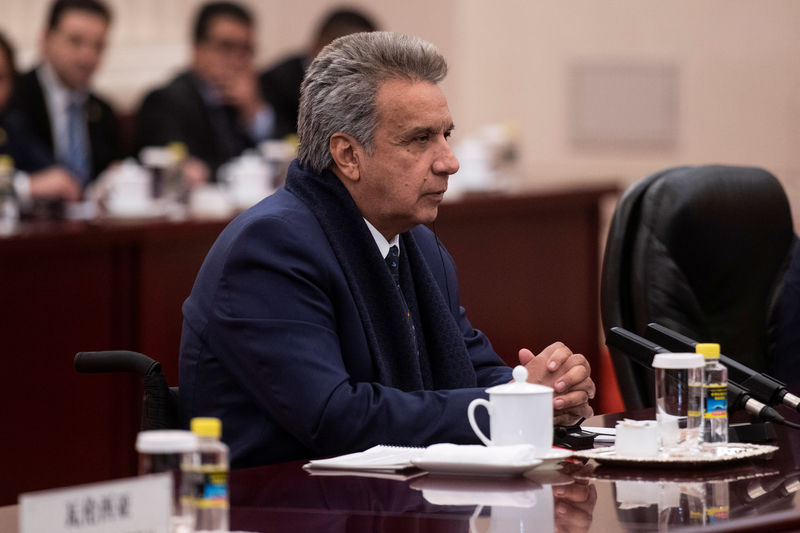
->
[698, 343, 728, 443]
[187, 417, 229, 531]
[0, 155, 19, 235]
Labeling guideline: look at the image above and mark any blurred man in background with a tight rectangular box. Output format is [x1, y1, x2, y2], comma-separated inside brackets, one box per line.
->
[0, 31, 80, 203]
[259, 8, 377, 138]
[13, 0, 120, 190]
[137, 1, 282, 183]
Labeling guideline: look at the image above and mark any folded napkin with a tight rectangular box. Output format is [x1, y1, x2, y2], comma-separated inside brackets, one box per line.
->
[419, 443, 540, 465]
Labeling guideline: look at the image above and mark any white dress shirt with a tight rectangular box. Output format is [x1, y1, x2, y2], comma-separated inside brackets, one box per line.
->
[364, 218, 400, 259]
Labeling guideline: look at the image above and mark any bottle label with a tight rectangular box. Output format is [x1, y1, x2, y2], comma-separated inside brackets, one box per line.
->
[199, 470, 228, 508]
[707, 506, 730, 522]
[184, 466, 228, 509]
[705, 384, 728, 418]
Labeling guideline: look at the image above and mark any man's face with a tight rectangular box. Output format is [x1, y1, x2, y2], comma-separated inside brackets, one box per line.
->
[355, 79, 459, 239]
[42, 9, 108, 91]
[193, 16, 254, 89]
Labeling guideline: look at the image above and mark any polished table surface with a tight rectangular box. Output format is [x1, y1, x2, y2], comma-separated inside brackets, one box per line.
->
[226, 411, 800, 533]
[4, 411, 800, 532]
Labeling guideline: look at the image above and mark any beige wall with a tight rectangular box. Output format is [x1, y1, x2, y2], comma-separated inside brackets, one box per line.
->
[3, 0, 800, 224]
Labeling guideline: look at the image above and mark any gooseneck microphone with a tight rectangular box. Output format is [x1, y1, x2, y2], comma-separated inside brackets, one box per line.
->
[726, 381, 788, 426]
[606, 327, 795, 427]
[646, 323, 800, 413]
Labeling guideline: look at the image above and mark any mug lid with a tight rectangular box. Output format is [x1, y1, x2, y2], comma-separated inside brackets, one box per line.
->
[485, 365, 554, 395]
[136, 430, 198, 453]
[651, 352, 704, 369]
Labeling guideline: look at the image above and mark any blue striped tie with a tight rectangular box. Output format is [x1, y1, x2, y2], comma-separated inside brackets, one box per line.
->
[386, 245, 419, 357]
[65, 100, 90, 184]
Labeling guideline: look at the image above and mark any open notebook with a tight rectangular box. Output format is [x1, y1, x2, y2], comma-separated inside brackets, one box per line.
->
[303, 443, 552, 477]
[303, 445, 424, 473]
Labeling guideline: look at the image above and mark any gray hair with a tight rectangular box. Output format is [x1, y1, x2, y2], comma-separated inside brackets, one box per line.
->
[297, 31, 448, 174]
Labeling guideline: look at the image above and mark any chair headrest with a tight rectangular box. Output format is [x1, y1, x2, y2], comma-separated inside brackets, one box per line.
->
[634, 165, 794, 369]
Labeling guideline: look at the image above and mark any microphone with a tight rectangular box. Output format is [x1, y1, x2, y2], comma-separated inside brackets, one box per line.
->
[606, 327, 789, 425]
[646, 323, 800, 412]
[605, 326, 667, 367]
[727, 381, 787, 426]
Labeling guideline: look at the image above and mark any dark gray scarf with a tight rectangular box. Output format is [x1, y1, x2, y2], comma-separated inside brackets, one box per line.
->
[284, 160, 477, 391]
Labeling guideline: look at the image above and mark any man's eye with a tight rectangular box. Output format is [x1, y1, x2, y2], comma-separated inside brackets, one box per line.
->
[414, 134, 430, 143]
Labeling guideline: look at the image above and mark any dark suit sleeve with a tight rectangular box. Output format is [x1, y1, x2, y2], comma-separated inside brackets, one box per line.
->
[137, 89, 187, 150]
[258, 55, 305, 138]
[0, 111, 56, 173]
[192, 211, 505, 457]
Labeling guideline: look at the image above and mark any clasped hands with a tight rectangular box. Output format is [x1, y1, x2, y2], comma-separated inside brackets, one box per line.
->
[517, 342, 596, 425]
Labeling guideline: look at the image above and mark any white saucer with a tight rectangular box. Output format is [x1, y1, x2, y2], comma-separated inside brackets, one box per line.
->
[104, 203, 164, 221]
[411, 457, 542, 477]
[536, 447, 573, 468]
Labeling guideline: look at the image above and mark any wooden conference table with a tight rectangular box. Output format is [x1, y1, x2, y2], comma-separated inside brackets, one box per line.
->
[4, 410, 799, 533]
[1, 184, 617, 505]
[228, 410, 800, 533]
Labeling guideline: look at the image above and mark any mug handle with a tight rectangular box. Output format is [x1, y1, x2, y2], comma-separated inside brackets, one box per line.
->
[467, 398, 493, 446]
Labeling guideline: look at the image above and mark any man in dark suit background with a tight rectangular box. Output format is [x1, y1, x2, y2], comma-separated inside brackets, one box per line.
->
[137, 1, 284, 185]
[0, 31, 80, 204]
[259, 8, 377, 139]
[13, 0, 120, 189]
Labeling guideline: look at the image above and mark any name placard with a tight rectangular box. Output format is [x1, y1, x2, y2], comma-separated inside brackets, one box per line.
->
[20, 473, 172, 533]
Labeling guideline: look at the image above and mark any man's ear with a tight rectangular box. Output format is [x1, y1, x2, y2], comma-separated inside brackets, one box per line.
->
[330, 132, 361, 182]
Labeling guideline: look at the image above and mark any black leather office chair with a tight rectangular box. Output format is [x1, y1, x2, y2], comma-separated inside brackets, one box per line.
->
[601, 165, 795, 409]
[74, 350, 180, 430]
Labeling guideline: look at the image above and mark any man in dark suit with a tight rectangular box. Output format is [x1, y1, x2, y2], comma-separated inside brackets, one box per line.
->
[0, 31, 80, 203]
[13, 0, 120, 188]
[180, 32, 595, 468]
[259, 8, 377, 138]
[137, 2, 285, 184]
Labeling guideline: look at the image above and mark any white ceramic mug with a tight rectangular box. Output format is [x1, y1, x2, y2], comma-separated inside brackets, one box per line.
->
[467, 366, 553, 456]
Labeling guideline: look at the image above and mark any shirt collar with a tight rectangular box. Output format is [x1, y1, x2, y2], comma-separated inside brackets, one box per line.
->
[38, 62, 87, 107]
[192, 73, 223, 107]
[364, 218, 400, 259]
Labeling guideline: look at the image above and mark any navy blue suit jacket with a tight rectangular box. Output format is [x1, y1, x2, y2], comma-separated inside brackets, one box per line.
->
[179, 187, 511, 468]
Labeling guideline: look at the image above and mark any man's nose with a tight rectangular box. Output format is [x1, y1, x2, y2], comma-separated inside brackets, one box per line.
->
[433, 141, 459, 176]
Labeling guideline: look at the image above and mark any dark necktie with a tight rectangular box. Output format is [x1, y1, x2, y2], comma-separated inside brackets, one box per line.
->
[65, 100, 90, 184]
[385, 245, 419, 357]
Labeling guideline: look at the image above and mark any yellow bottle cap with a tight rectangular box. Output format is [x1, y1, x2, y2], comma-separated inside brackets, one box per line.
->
[191, 417, 222, 437]
[696, 343, 721, 359]
[166, 142, 187, 162]
[0, 154, 14, 173]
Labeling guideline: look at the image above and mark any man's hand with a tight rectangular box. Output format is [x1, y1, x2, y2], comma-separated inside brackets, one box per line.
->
[218, 68, 265, 124]
[183, 156, 211, 189]
[29, 167, 81, 202]
[518, 342, 595, 424]
[553, 481, 597, 533]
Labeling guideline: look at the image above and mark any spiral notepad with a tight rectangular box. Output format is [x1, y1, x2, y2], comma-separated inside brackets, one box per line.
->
[303, 445, 424, 472]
